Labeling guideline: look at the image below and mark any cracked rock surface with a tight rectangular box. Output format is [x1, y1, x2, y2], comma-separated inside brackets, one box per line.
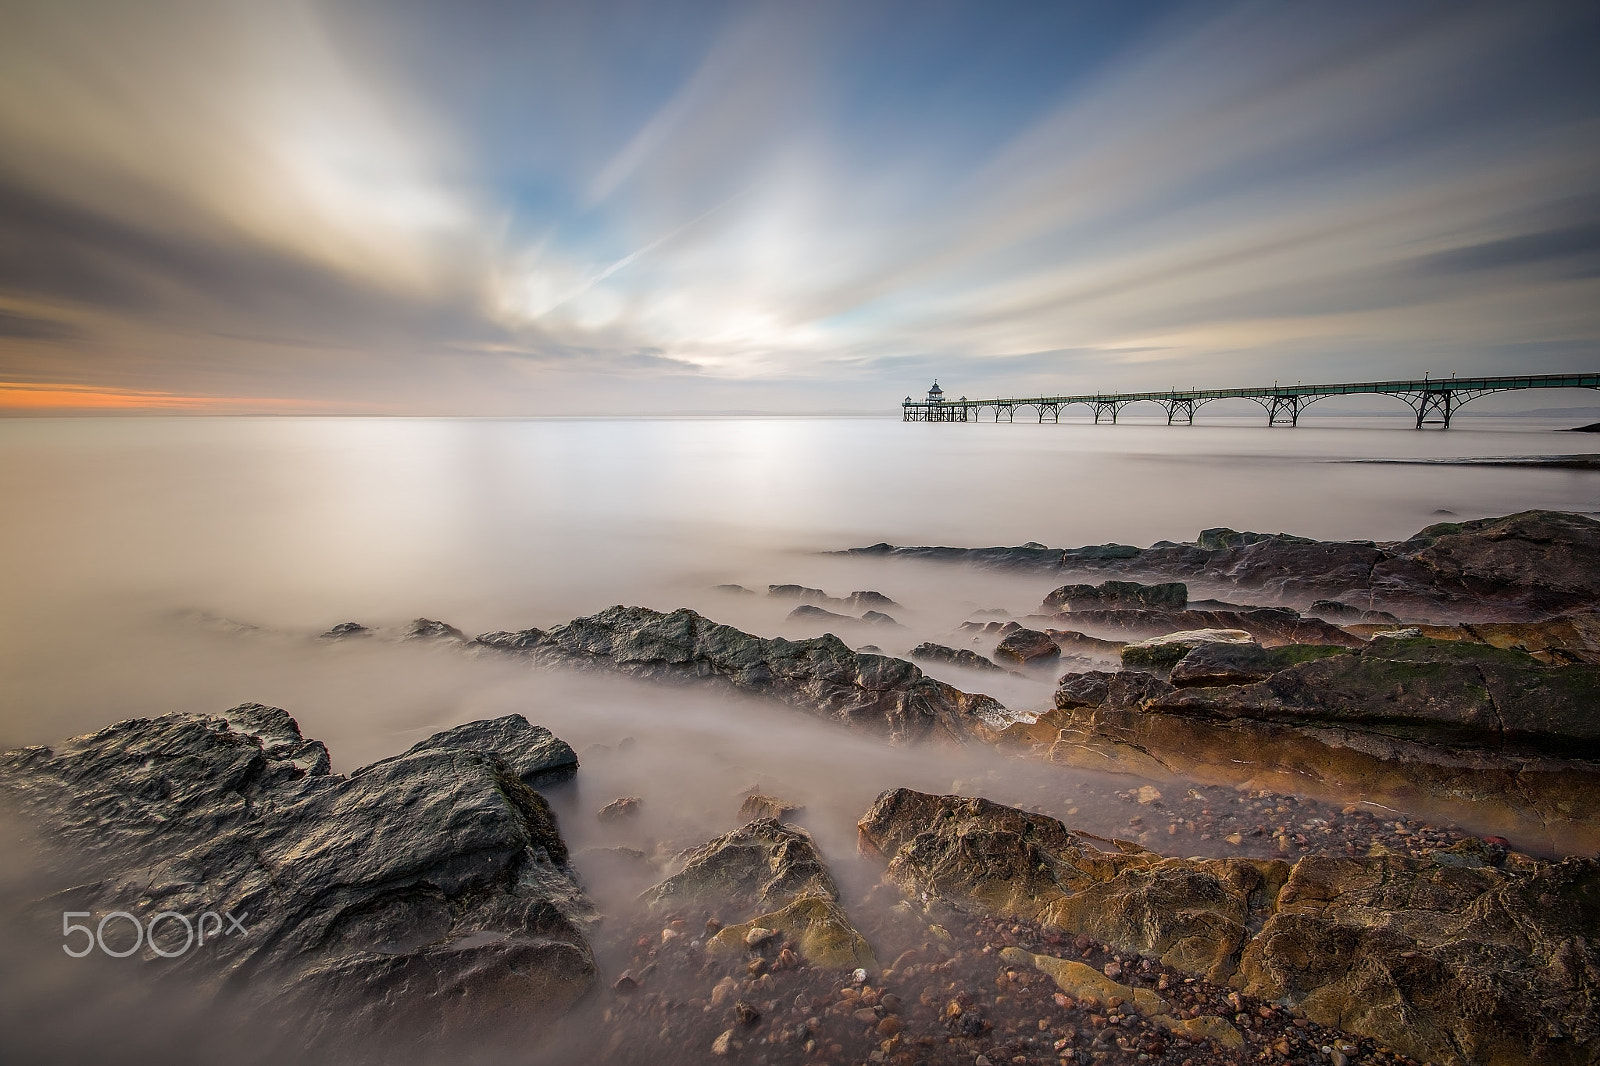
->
[0, 704, 597, 1054]
[859, 788, 1600, 1066]
[474, 605, 1010, 743]
[836, 509, 1600, 621]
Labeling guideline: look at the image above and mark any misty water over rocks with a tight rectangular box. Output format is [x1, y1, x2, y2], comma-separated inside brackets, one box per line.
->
[4, 414, 1600, 1066]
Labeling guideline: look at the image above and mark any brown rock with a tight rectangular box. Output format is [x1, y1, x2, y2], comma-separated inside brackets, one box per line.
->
[1238, 844, 1600, 1066]
[597, 795, 641, 821]
[1043, 580, 1189, 613]
[640, 819, 838, 915]
[993, 628, 1061, 666]
[709, 896, 877, 970]
[857, 789, 1287, 979]
[738, 793, 803, 822]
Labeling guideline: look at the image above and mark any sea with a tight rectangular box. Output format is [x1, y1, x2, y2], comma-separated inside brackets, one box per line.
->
[2, 409, 1597, 1059]
[0, 413, 1595, 859]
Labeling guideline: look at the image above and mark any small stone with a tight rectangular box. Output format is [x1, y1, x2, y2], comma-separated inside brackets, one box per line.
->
[735, 1000, 761, 1026]
[710, 976, 739, 1006]
[853, 967, 869, 984]
[854, 1007, 879, 1024]
[1135, 786, 1162, 805]
[711, 1029, 735, 1056]
[745, 926, 778, 947]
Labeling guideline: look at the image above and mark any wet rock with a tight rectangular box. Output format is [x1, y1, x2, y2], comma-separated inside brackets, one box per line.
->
[1166, 642, 1350, 688]
[857, 789, 1288, 979]
[1036, 679, 1600, 856]
[837, 510, 1600, 620]
[788, 604, 855, 623]
[738, 793, 803, 823]
[399, 713, 578, 786]
[1307, 599, 1399, 623]
[405, 617, 466, 641]
[319, 621, 370, 639]
[1378, 510, 1600, 618]
[598, 796, 642, 821]
[711, 583, 757, 595]
[993, 628, 1061, 666]
[1121, 629, 1254, 672]
[1034, 640, 1600, 852]
[1156, 636, 1600, 755]
[769, 584, 830, 601]
[1054, 670, 1176, 711]
[641, 819, 838, 915]
[709, 896, 877, 970]
[0, 705, 597, 1051]
[1043, 580, 1188, 613]
[1042, 629, 1128, 659]
[474, 606, 1009, 743]
[1056, 607, 1361, 648]
[861, 790, 1598, 1066]
[1238, 843, 1600, 1066]
[1457, 609, 1600, 666]
[909, 642, 1005, 672]
[859, 610, 899, 626]
[847, 591, 902, 611]
[826, 542, 1066, 571]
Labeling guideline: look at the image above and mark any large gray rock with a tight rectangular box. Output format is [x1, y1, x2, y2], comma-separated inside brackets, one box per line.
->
[837, 510, 1600, 620]
[474, 605, 1009, 743]
[1042, 579, 1188, 612]
[398, 713, 578, 786]
[0, 704, 597, 1053]
[909, 642, 1006, 672]
[1044, 607, 1363, 648]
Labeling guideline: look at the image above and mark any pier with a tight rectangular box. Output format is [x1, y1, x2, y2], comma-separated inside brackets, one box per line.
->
[902, 373, 1600, 428]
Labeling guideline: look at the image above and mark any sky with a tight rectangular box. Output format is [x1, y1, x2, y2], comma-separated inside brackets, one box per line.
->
[0, 0, 1597, 415]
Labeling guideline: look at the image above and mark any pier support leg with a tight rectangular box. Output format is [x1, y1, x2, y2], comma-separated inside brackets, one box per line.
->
[1267, 395, 1300, 426]
[1414, 391, 1453, 428]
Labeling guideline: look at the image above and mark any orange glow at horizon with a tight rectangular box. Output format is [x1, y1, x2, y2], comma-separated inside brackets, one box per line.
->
[0, 382, 329, 412]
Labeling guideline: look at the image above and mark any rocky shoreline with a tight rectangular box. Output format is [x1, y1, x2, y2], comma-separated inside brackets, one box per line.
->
[5, 509, 1600, 1065]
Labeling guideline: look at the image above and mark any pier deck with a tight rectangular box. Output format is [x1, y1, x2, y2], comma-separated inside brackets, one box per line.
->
[902, 373, 1600, 428]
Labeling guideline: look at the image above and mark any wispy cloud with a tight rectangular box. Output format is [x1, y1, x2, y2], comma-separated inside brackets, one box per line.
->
[0, 0, 1595, 412]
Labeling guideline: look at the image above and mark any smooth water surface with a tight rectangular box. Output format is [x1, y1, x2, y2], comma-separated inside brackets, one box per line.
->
[1, 413, 1596, 865]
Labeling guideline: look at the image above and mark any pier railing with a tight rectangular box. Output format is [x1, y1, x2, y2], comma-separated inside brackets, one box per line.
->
[902, 373, 1600, 428]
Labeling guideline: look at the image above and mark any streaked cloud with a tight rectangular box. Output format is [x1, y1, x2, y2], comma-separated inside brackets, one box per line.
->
[0, 0, 1595, 412]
